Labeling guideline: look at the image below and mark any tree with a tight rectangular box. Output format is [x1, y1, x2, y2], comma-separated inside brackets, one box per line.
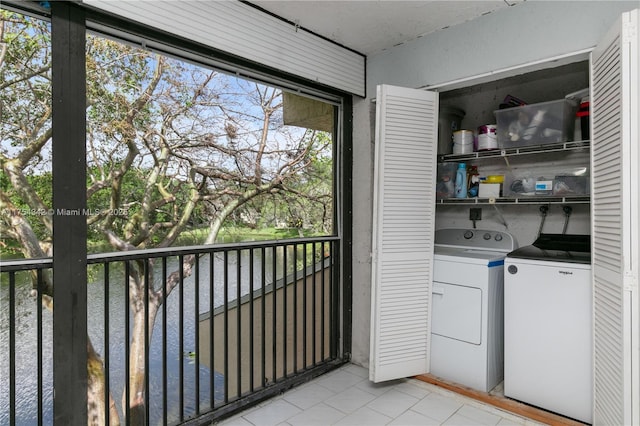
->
[1, 11, 333, 425]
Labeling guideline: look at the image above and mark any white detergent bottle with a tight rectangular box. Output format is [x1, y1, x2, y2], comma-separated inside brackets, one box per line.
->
[455, 163, 467, 198]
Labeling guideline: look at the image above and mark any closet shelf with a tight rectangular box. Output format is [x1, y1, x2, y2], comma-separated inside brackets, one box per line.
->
[437, 195, 590, 205]
[438, 140, 590, 163]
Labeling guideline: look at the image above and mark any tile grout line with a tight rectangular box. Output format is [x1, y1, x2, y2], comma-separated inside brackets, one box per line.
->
[217, 364, 536, 426]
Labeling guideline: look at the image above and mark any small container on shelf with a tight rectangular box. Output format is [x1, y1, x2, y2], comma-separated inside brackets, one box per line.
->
[467, 165, 480, 197]
[436, 163, 457, 199]
[454, 163, 468, 198]
[535, 179, 554, 195]
[494, 98, 578, 149]
[553, 175, 590, 196]
[477, 124, 499, 150]
[503, 173, 537, 197]
[566, 88, 590, 141]
[479, 183, 501, 198]
[453, 130, 474, 154]
[478, 175, 504, 198]
[576, 101, 590, 140]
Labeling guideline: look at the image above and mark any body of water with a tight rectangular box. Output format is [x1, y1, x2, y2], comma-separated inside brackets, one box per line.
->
[1, 248, 277, 425]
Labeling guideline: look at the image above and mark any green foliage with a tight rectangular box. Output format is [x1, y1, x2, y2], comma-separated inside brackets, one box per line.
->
[0, 11, 51, 157]
[1, 10, 335, 259]
[0, 170, 52, 240]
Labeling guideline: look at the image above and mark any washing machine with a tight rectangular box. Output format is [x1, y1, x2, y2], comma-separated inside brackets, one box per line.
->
[504, 234, 592, 424]
[430, 228, 516, 392]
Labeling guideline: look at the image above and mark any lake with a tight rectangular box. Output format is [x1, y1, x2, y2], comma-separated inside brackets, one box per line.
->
[0, 248, 278, 425]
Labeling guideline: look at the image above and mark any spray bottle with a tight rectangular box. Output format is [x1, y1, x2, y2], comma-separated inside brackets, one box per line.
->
[467, 165, 480, 197]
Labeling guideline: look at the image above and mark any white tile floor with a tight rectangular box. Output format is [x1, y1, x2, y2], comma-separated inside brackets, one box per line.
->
[216, 364, 546, 426]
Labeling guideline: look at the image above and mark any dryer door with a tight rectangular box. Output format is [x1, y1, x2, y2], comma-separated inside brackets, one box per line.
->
[432, 282, 482, 345]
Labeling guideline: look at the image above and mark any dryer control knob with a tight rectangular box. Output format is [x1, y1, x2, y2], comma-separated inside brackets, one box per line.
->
[508, 265, 518, 274]
[483, 233, 491, 240]
[495, 234, 503, 242]
[464, 230, 474, 239]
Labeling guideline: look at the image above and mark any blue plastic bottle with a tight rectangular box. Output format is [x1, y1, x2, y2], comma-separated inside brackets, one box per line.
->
[455, 163, 467, 198]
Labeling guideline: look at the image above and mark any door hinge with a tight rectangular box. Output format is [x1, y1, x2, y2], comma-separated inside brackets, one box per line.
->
[623, 271, 638, 292]
[623, 21, 637, 43]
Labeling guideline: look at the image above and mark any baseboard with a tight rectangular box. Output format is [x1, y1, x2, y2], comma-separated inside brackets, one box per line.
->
[414, 374, 588, 426]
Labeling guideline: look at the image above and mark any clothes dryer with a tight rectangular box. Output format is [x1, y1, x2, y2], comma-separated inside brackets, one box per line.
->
[431, 228, 516, 392]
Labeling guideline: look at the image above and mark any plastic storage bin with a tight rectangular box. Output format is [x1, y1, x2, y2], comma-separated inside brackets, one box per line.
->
[495, 99, 578, 148]
[503, 166, 589, 198]
[436, 163, 457, 199]
[553, 175, 589, 196]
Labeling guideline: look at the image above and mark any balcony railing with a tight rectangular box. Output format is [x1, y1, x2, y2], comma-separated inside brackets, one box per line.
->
[1, 236, 343, 425]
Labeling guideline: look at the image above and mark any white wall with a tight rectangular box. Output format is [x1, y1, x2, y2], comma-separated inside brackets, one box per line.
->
[351, 0, 639, 367]
[365, 1, 637, 98]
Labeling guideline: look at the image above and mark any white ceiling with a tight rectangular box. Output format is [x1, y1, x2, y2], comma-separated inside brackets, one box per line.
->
[250, 1, 521, 56]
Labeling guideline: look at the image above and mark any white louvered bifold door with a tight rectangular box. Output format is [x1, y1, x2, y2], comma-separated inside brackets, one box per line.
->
[591, 9, 639, 426]
[369, 85, 438, 383]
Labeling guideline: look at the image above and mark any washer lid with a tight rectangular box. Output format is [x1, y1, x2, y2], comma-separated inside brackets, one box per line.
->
[507, 234, 591, 264]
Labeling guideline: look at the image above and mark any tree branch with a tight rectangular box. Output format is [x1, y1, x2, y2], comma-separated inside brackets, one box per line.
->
[1, 158, 53, 233]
